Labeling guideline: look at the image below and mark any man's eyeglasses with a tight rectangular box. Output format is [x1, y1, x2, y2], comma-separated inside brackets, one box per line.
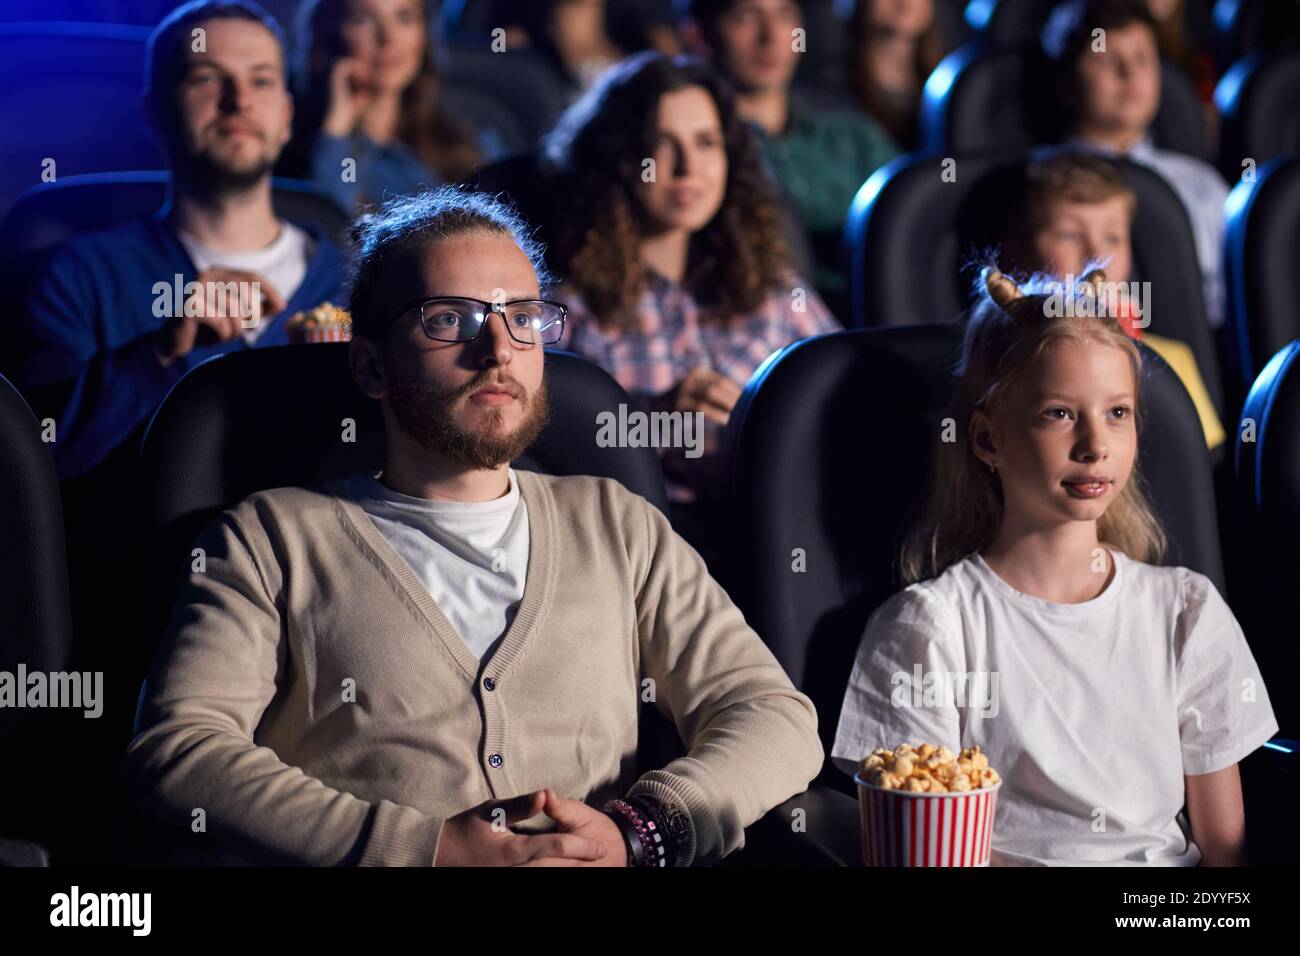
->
[394, 296, 568, 346]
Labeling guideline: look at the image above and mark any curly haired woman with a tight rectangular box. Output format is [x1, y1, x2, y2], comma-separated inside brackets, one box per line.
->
[541, 52, 838, 538]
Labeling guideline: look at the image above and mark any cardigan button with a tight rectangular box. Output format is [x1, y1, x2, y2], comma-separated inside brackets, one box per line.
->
[488, 753, 504, 768]
[483, 677, 496, 692]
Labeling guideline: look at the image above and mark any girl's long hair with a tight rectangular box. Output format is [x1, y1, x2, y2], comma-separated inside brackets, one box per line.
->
[540, 51, 795, 333]
[898, 265, 1168, 585]
[285, 0, 481, 189]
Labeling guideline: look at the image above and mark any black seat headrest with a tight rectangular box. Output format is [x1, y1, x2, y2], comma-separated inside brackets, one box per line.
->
[1215, 52, 1300, 182]
[922, 40, 1210, 161]
[846, 149, 1225, 417]
[1234, 339, 1300, 732]
[1223, 156, 1300, 394]
[0, 373, 73, 738]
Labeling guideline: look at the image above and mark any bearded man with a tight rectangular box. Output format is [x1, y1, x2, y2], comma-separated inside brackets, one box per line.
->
[122, 186, 824, 867]
[10, 0, 346, 482]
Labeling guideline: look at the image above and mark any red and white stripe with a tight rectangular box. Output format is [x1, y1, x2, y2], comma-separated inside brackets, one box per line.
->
[857, 785, 999, 867]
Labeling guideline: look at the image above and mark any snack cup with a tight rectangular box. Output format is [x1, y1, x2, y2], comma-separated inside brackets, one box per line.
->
[288, 324, 351, 345]
[854, 772, 1001, 867]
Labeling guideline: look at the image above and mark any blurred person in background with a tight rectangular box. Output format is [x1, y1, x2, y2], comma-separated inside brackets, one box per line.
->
[848, 0, 945, 150]
[12, 0, 346, 485]
[503, 0, 627, 100]
[1044, 0, 1228, 330]
[681, 0, 898, 313]
[283, 0, 491, 211]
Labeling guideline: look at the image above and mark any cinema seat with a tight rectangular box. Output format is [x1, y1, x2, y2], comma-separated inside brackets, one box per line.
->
[1223, 156, 1300, 401]
[963, 0, 1056, 41]
[0, 22, 161, 219]
[1232, 339, 1300, 862]
[0, 374, 73, 866]
[1215, 52, 1300, 183]
[1234, 340, 1300, 735]
[0, 171, 351, 345]
[845, 149, 1227, 420]
[0, 171, 349, 282]
[921, 40, 1210, 161]
[439, 40, 571, 150]
[121, 344, 687, 862]
[1211, 0, 1300, 72]
[725, 325, 1226, 786]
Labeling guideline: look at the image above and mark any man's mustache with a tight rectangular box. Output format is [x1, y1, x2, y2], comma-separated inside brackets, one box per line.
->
[458, 373, 526, 402]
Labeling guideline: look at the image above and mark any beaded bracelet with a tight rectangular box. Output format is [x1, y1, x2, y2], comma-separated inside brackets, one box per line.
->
[625, 795, 673, 866]
[603, 802, 645, 867]
[604, 798, 667, 867]
[629, 794, 692, 867]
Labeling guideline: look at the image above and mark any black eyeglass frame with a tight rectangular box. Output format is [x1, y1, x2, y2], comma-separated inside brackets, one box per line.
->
[391, 295, 568, 345]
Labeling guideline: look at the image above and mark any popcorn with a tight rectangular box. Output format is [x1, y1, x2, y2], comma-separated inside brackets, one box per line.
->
[286, 302, 352, 343]
[859, 744, 1000, 791]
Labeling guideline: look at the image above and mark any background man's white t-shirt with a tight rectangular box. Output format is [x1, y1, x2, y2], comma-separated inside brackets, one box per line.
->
[343, 468, 529, 663]
[178, 221, 313, 345]
[831, 548, 1278, 866]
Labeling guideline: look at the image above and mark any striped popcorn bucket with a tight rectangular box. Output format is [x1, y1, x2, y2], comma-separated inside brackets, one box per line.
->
[288, 324, 351, 344]
[854, 773, 1001, 867]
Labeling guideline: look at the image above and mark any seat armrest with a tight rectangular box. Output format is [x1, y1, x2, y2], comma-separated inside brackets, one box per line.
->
[729, 784, 861, 866]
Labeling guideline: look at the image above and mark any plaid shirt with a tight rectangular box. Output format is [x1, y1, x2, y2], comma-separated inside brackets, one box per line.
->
[550, 269, 840, 503]
[552, 269, 840, 402]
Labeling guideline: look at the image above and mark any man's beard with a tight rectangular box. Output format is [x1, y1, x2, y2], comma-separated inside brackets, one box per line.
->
[174, 134, 279, 194]
[388, 371, 551, 470]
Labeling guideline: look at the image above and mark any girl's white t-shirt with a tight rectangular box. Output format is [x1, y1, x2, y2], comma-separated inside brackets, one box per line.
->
[831, 548, 1279, 866]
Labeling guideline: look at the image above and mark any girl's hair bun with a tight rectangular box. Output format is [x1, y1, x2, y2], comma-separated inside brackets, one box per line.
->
[981, 268, 1024, 308]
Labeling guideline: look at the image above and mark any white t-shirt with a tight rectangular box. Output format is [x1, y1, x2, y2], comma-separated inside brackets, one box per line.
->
[343, 469, 530, 662]
[831, 548, 1278, 866]
[178, 221, 314, 345]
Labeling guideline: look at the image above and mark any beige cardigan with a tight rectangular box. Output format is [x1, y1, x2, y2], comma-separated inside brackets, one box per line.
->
[122, 470, 822, 866]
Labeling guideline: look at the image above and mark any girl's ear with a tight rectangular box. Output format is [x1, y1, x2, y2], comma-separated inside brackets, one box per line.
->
[969, 408, 999, 468]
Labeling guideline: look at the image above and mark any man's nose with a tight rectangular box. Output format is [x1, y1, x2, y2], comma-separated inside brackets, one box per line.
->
[218, 77, 248, 113]
[475, 310, 515, 367]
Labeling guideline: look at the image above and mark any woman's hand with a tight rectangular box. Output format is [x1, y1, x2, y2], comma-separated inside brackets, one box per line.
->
[321, 57, 374, 138]
[653, 368, 742, 428]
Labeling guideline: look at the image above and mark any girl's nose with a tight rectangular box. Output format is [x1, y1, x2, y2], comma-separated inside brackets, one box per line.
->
[1078, 425, 1108, 460]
